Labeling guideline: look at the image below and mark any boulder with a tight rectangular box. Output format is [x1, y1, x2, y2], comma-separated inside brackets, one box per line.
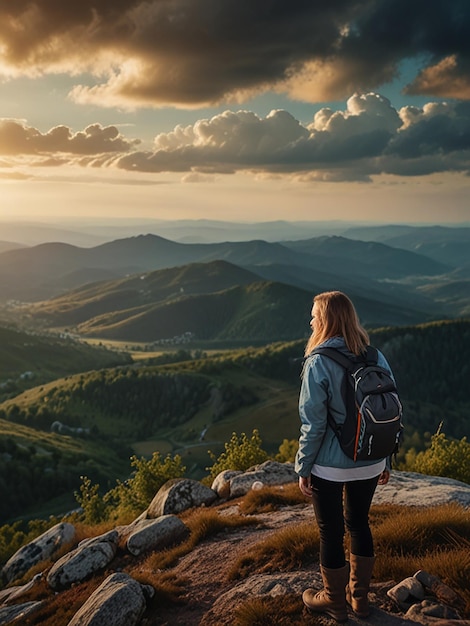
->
[147, 478, 218, 518]
[372, 471, 470, 508]
[1, 522, 76, 584]
[387, 576, 425, 609]
[46, 530, 119, 591]
[211, 470, 243, 499]
[228, 461, 297, 498]
[0, 601, 42, 625]
[125, 515, 189, 556]
[68, 572, 154, 626]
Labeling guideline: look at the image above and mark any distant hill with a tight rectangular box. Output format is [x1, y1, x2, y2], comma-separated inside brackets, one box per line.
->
[24, 260, 435, 342]
[282, 235, 450, 278]
[27, 261, 262, 327]
[0, 241, 26, 254]
[1, 229, 468, 333]
[0, 325, 131, 400]
[0, 235, 305, 301]
[344, 225, 470, 267]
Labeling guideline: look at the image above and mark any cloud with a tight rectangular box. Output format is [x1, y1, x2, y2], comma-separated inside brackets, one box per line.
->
[0, 120, 140, 157]
[112, 93, 470, 180]
[2, 94, 469, 182]
[0, 1, 468, 107]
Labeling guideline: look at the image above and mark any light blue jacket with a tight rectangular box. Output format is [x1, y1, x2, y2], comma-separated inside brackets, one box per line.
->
[295, 336, 394, 477]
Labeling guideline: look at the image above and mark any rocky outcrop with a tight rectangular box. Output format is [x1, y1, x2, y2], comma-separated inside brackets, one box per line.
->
[372, 471, 470, 507]
[387, 569, 467, 625]
[0, 471, 469, 625]
[219, 460, 297, 498]
[68, 572, 154, 626]
[46, 530, 119, 591]
[1, 522, 76, 584]
[125, 515, 189, 556]
[147, 478, 218, 517]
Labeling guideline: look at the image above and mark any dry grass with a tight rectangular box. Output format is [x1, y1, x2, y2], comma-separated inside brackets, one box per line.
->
[228, 522, 320, 580]
[373, 502, 470, 556]
[129, 569, 188, 606]
[238, 483, 309, 515]
[12, 575, 108, 626]
[233, 594, 317, 626]
[371, 503, 470, 614]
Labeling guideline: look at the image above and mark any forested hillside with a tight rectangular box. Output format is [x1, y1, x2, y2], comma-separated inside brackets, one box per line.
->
[0, 325, 131, 401]
[0, 319, 468, 523]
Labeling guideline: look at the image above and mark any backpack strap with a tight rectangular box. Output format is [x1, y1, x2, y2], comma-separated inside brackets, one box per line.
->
[311, 345, 378, 370]
[309, 345, 379, 438]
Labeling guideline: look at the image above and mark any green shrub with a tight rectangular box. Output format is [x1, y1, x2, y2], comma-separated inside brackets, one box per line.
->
[74, 476, 108, 524]
[75, 452, 186, 523]
[275, 438, 298, 463]
[207, 429, 268, 480]
[106, 452, 186, 515]
[404, 428, 470, 484]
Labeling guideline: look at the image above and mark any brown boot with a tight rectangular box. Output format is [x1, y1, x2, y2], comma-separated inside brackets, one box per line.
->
[346, 554, 375, 618]
[302, 563, 349, 622]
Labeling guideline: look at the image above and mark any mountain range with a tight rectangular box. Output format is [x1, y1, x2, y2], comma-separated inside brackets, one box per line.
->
[0, 223, 468, 343]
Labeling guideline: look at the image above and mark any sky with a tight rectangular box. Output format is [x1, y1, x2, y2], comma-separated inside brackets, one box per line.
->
[0, 0, 469, 226]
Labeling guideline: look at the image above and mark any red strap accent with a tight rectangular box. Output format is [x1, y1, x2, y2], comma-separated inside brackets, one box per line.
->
[353, 410, 361, 461]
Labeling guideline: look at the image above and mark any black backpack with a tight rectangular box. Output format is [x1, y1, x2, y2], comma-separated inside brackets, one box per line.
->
[311, 346, 403, 462]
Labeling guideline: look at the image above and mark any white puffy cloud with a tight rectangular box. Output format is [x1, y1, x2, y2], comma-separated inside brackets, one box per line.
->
[113, 94, 470, 180]
[2, 94, 470, 182]
[0, 120, 140, 158]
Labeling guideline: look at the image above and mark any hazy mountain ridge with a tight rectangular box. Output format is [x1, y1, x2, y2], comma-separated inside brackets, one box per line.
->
[344, 224, 470, 267]
[21, 259, 437, 342]
[282, 235, 450, 278]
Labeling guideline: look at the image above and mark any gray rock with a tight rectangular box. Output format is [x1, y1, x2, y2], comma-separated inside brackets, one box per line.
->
[67, 572, 154, 626]
[0, 572, 43, 605]
[405, 599, 462, 623]
[387, 576, 425, 608]
[414, 569, 466, 609]
[229, 461, 297, 498]
[147, 478, 218, 517]
[1, 522, 76, 584]
[47, 530, 119, 590]
[372, 471, 470, 508]
[0, 601, 42, 625]
[211, 470, 243, 499]
[126, 515, 189, 556]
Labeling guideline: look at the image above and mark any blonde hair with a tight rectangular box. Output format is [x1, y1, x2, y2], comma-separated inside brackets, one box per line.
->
[304, 291, 369, 356]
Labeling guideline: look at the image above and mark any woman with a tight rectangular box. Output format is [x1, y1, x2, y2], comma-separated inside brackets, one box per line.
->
[295, 291, 392, 622]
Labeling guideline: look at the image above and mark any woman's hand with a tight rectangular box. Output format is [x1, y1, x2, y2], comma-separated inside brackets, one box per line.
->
[378, 469, 390, 485]
[298, 475, 313, 497]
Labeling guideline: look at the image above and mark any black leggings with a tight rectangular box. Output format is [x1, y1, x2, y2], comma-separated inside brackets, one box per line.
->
[310, 474, 380, 569]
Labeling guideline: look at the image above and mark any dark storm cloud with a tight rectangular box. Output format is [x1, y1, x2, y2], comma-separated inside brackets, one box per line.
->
[0, 0, 468, 107]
